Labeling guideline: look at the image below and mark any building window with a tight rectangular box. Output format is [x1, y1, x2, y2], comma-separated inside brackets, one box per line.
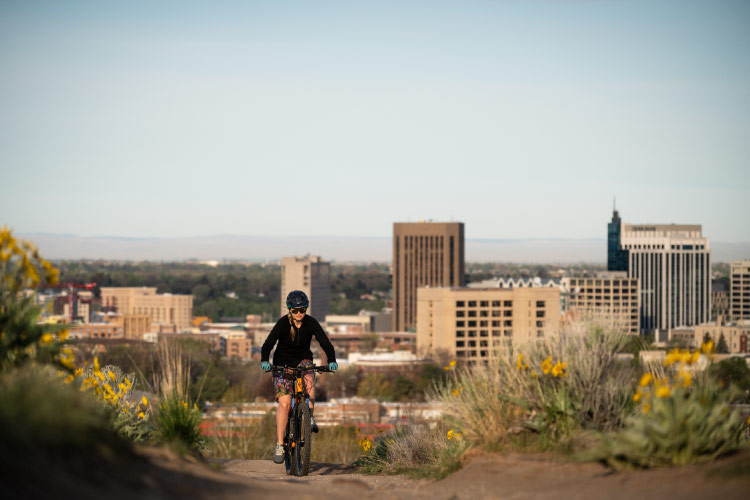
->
[468, 301, 477, 307]
[536, 301, 545, 308]
[456, 321, 465, 327]
[456, 301, 465, 307]
[480, 301, 489, 307]
[536, 311, 545, 318]
[504, 301, 513, 307]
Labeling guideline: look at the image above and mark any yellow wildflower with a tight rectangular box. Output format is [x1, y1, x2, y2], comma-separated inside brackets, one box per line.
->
[74, 368, 84, 377]
[656, 386, 671, 398]
[551, 361, 567, 378]
[64, 375, 74, 384]
[94, 357, 100, 371]
[664, 348, 682, 366]
[57, 329, 69, 341]
[142, 396, 148, 406]
[118, 383, 126, 391]
[182, 401, 188, 409]
[516, 353, 524, 371]
[447, 429, 455, 440]
[125, 378, 132, 389]
[452, 389, 460, 396]
[643, 403, 651, 413]
[639, 373, 654, 387]
[688, 351, 700, 365]
[531, 371, 537, 379]
[108, 370, 116, 381]
[681, 371, 693, 388]
[138, 412, 145, 419]
[541, 356, 553, 375]
[455, 432, 462, 441]
[95, 371, 105, 381]
[633, 389, 643, 402]
[359, 437, 372, 452]
[701, 340, 714, 355]
[444, 360, 457, 371]
[39, 333, 54, 345]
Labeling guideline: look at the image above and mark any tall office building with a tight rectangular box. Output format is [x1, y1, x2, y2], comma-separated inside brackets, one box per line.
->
[607, 210, 711, 336]
[730, 260, 750, 320]
[393, 221, 465, 331]
[280, 256, 331, 320]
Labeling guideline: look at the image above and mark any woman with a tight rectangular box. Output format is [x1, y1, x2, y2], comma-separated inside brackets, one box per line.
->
[260, 290, 338, 464]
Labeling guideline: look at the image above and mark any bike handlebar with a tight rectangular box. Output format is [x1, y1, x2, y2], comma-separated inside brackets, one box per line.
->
[271, 364, 334, 375]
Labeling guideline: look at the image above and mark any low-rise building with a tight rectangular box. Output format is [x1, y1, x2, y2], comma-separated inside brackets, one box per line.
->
[561, 273, 640, 335]
[416, 286, 560, 362]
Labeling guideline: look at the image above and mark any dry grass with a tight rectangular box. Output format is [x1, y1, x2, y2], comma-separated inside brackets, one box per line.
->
[153, 341, 191, 400]
[433, 316, 635, 451]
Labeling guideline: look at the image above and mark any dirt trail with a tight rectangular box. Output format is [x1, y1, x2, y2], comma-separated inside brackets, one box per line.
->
[12, 446, 750, 499]
[217, 452, 750, 500]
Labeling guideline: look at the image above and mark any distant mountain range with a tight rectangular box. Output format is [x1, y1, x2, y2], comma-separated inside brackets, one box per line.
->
[20, 233, 750, 264]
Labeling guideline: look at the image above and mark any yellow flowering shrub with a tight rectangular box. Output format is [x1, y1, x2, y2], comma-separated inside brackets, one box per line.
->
[597, 340, 744, 468]
[75, 357, 153, 443]
[0, 227, 68, 371]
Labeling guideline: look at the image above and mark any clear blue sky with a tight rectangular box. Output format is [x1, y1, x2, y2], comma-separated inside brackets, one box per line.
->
[1, 0, 748, 242]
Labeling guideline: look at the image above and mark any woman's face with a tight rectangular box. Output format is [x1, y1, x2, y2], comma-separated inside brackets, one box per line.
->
[291, 307, 306, 320]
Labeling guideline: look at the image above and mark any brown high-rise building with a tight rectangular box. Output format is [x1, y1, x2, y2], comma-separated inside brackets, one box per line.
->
[730, 260, 750, 321]
[393, 221, 465, 331]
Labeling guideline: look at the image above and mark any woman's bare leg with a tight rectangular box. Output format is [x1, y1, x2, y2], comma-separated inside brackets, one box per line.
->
[304, 372, 315, 414]
[276, 395, 291, 443]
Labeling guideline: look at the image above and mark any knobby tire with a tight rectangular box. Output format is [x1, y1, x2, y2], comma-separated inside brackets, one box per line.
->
[294, 403, 312, 476]
[284, 415, 295, 476]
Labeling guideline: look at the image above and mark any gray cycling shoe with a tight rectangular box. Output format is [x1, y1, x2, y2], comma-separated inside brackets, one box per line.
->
[272, 443, 285, 464]
[311, 415, 319, 433]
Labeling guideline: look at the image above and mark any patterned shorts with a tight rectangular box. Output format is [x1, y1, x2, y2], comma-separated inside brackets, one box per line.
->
[273, 359, 314, 401]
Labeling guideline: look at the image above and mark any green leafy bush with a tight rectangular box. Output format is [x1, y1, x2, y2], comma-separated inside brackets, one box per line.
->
[0, 365, 133, 476]
[594, 343, 746, 468]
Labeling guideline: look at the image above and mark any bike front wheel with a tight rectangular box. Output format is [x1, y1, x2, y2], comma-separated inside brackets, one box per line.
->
[284, 416, 296, 476]
[293, 403, 312, 476]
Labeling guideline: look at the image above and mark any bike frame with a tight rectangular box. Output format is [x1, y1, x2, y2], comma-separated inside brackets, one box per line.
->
[272, 364, 332, 476]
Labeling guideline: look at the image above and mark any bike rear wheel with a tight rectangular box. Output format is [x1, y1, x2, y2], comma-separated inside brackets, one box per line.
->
[293, 403, 312, 476]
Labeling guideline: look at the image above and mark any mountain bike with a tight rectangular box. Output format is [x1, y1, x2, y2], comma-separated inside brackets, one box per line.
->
[272, 364, 333, 476]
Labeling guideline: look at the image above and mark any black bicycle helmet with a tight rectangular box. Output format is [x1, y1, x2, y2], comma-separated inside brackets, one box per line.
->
[286, 290, 309, 309]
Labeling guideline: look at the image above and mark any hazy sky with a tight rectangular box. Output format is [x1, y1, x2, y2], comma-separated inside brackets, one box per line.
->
[1, 0, 748, 242]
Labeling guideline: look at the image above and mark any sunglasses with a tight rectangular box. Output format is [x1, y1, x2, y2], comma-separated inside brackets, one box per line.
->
[290, 307, 307, 314]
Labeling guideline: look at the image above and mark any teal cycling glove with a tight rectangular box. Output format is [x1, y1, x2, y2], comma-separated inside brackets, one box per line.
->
[328, 362, 338, 372]
[261, 361, 271, 372]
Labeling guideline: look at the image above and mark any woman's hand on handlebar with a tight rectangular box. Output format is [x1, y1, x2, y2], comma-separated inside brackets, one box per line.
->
[261, 361, 271, 372]
[328, 362, 338, 372]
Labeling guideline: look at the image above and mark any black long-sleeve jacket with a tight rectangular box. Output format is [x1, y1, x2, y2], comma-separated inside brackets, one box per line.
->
[260, 315, 336, 367]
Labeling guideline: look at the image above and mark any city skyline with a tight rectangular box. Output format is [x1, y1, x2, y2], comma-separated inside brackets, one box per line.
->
[2, 1, 749, 243]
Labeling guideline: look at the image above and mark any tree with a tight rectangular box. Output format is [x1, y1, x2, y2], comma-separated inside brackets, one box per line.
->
[717, 333, 730, 354]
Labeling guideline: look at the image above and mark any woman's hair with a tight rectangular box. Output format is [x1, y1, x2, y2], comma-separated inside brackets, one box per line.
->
[288, 311, 296, 341]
